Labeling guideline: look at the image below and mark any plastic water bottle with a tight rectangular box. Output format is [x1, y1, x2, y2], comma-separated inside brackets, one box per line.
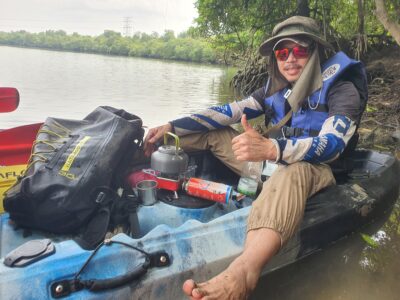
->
[237, 161, 263, 197]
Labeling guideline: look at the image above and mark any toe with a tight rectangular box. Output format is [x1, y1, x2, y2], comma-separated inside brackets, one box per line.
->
[182, 279, 196, 296]
[192, 287, 207, 299]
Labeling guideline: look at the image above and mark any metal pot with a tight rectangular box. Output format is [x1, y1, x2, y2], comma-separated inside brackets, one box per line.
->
[151, 132, 189, 176]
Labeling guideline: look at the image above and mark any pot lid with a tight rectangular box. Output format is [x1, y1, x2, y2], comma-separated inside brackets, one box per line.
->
[157, 145, 185, 155]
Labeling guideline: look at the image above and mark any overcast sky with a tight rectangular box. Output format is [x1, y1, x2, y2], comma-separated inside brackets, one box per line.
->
[0, 0, 198, 36]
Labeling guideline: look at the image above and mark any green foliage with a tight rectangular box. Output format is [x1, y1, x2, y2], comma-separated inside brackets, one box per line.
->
[194, 0, 399, 59]
[358, 204, 400, 274]
[385, 0, 400, 22]
[2, 1, 399, 65]
[366, 104, 378, 113]
[361, 233, 379, 248]
[194, 0, 297, 58]
[0, 30, 221, 64]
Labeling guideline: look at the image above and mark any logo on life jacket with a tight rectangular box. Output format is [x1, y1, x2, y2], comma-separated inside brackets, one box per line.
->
[322, 64, 340, 81]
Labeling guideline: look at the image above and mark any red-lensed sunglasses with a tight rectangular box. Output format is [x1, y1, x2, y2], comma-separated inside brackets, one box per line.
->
[274, 46, 310, 61]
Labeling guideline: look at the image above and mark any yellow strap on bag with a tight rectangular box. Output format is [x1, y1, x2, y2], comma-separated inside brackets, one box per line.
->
[0, 165, 26, 213]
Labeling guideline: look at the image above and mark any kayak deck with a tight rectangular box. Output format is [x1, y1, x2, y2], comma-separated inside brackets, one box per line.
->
[0, 149, 398, 299]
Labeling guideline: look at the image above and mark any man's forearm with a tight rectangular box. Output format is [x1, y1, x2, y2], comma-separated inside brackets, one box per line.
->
[170, 96, 264, 136]
[274, 115, 356, 164]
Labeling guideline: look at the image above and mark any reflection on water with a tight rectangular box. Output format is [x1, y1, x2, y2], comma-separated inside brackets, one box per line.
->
[252, 198, 400, 300]
[1, 46, 399, 300]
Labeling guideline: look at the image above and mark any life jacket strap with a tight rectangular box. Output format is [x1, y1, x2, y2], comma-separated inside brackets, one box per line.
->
[265, 109, 292, 137]
[281, 126, 320, 138]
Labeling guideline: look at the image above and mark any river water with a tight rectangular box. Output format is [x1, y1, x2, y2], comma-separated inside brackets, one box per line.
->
[0, 46, 234, 129]
[1, 46, 399, 300]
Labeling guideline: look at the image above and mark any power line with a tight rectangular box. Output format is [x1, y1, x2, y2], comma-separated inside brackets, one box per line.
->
[122, 17, 133, 37]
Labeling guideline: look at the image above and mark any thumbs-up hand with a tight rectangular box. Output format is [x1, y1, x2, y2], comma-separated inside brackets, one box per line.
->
[232, 114, 277, 161]
[241, 113, 254, 132]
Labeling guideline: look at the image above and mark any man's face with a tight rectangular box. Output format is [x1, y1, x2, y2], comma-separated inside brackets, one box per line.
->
[275, 41, 310, 83]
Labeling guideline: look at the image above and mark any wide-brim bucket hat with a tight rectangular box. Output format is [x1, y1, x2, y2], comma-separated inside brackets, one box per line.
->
[259, 16, 333, 56]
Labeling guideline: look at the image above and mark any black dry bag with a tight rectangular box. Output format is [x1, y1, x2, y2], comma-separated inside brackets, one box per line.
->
[4, 106, 144, 249]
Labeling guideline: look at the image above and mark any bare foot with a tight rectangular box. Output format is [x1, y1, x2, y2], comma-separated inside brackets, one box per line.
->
[182, 228, 281, 299]
[182, 258, 259, 300]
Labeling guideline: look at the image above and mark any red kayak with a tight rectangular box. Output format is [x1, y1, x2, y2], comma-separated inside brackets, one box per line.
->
[0, 87, 41, 166]
[0, 87, 41, 212]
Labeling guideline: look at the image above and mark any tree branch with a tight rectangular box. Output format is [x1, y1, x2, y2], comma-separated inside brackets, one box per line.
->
[374, 0, 400, 45]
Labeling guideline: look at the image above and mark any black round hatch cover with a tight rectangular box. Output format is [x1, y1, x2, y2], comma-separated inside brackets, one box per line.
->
[158, 189, 215, 209]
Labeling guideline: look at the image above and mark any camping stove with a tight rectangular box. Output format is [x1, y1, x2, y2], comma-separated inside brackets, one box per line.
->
[155, 172, 183, 195]
[150, 132, 189, 198]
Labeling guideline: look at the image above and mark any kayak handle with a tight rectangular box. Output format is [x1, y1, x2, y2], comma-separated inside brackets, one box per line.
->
[50, 262, 149, 298]
[83, 259, 150, 291]
[50, 240, 170, 298]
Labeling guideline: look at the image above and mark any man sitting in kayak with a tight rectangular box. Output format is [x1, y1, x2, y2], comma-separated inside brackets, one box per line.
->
[144, 16, 367, 300]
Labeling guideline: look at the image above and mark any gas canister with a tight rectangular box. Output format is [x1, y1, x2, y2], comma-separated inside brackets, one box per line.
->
[183, 178, 232, 204]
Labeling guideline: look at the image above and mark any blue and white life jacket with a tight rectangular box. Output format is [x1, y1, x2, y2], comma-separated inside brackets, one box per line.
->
[264, 51, 367, 139]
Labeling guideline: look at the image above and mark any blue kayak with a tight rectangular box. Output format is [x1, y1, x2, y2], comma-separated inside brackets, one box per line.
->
[0, 149, 399, 299]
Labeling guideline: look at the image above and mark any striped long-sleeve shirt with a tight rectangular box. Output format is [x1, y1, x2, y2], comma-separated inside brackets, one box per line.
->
[170, 81, 361, 164]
